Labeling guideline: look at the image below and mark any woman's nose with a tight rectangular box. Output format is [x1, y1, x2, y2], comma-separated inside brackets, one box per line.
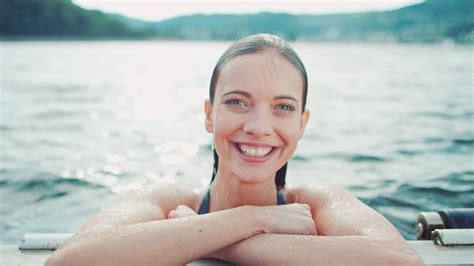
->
[243, 107, 273, 138]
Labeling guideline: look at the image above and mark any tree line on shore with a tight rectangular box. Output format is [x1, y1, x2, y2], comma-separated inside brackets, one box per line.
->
[1, 0, 472, 43]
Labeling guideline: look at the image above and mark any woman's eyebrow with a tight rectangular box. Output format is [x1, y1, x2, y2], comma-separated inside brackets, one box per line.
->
[222, 90, 251, 98]
[274, 95, 299, 103]
[222, 90, 299, 103]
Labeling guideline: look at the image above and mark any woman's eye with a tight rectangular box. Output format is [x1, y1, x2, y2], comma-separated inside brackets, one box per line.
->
[225, 98, 246, 106]
[276, 103, 296, 112]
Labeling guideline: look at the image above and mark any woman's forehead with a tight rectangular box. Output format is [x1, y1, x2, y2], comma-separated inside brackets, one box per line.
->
[216, 52, 304, 97]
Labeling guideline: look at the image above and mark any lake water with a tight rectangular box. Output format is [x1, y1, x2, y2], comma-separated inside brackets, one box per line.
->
[0, 40, 472, 243]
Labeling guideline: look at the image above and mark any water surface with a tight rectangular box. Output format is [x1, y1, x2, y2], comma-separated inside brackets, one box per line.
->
[1, 40, 472, 243]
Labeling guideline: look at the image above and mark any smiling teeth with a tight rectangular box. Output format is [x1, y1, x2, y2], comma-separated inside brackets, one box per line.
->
[238, 144, 272, 157]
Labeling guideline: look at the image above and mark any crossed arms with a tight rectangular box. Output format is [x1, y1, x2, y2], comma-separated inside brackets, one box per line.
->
[45, 184, 423, 265]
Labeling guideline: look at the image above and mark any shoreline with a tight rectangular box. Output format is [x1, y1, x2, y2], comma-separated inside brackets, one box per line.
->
[0, 36, 470, 45]
[0, 36, 474, 46]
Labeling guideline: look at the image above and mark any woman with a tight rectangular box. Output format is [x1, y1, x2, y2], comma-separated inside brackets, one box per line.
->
[46, 34, 423, 265]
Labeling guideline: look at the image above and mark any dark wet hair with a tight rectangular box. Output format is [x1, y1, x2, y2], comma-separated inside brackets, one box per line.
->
[208, 33, 308, 191]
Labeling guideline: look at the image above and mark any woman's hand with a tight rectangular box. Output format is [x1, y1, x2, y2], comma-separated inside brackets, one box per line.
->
[166, 203, 317, 261]
[168, 203, 317, 236]
[256, 203, 317, 236]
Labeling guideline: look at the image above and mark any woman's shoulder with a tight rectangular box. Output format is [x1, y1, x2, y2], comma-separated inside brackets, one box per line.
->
[283, 184, 356, 207]
[117, 183, 204, 211]
[285, 184, 351, 194]
[285, 185, 402, 237]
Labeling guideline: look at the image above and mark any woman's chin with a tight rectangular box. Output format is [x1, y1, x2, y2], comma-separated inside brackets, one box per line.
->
[234, 170, 273, 185]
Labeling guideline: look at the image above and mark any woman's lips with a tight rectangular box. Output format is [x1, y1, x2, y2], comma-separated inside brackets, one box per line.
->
[232, 142, 278, 163]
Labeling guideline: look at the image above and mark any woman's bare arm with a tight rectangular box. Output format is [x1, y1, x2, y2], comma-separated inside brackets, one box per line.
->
[219, 233, 422, 265]
[45, 183, 261, 265]
[215, 185, 424, 265]
[45, 183, 315, 265]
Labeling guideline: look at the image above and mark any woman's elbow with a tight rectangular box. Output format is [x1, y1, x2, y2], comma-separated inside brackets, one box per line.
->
[44, 244, 92, 266]
[370, 237, 424, 266]
[402, 251, 424, 266]
[45, 249, 70, 266]
[387, 247, 424, 266]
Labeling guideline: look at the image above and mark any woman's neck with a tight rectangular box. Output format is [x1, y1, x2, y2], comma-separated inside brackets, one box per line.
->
[209, 168, 278, 212]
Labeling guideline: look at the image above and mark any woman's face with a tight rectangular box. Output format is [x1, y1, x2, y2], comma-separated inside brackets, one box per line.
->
[205, 51, 310, 184]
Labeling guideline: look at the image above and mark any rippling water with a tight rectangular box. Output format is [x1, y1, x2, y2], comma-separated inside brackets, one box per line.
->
[1, 40, 473, 243]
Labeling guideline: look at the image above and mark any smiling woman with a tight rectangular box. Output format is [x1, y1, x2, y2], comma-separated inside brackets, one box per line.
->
[45, 34, 423, 265]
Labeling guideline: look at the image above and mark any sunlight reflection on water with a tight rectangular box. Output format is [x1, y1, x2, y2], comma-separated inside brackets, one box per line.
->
[0, 41, 472, 242]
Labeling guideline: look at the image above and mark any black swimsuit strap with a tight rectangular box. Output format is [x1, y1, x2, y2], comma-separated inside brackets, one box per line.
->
[197, 188, 210, 215]
[277, 190, 286, 205]
[197, 188, 286, 215]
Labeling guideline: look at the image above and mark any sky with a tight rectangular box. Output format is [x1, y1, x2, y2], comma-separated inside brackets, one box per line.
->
[73, 0, 424, 22]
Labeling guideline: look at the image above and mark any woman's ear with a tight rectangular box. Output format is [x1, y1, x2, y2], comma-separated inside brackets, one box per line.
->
[204, 99, 213, 133]
[298, 109, 310, 140]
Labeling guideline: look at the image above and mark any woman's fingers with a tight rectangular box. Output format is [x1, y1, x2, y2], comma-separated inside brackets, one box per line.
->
[177, 205, 198, 216]
[168, 205, 198, 219]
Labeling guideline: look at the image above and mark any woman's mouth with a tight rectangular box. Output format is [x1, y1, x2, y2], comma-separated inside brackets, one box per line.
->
[233, 142, 278, 162]
[238, 144, 273, 157]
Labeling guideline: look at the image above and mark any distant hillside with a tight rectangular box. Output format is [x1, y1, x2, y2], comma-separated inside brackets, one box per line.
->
[0, 0, 150, 38]
[1, 0, 472, 43]
[151, 0, 473, 43]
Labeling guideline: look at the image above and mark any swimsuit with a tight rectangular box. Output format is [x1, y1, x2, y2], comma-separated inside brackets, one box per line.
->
[197, 188, 286, 214]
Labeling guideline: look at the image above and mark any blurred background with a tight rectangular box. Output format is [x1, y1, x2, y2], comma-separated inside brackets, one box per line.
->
[0, 0, 472, 244]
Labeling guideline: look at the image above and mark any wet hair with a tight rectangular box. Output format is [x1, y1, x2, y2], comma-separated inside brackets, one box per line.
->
[208, 33, 308, 191]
